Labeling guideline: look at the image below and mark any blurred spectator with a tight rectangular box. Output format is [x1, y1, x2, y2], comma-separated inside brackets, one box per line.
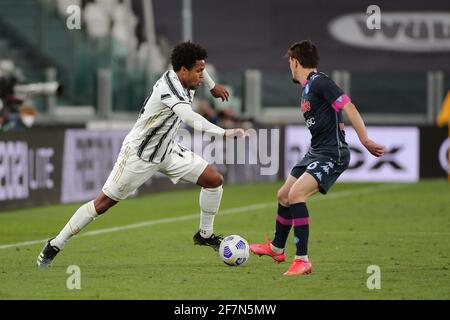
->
[18, 104, 38, 129]
[96, 0, 119, 18]
[84, 1, 111, 39]
[0, 60, 40, 133]
[0, 60, 21, 133]
[196, 99, 219, 125]
[137, 41, 166, 75]
[194, 99, 249, 131]
[111, 1, 138, 58]
[56, 0, 82, 16]
[0, 99, 6, 130]
[0, 60, 25, 99]
[213, 84, 242, 117]
[217, 108, 237, 129]
[0, 99, 37, 133]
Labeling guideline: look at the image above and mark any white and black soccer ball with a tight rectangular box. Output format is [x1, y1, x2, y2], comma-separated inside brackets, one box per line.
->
[219, 235, 250, 266]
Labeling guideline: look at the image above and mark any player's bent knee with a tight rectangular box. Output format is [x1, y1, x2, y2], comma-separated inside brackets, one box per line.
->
[288, 188, 307, 204]
[277, 188, 290, 206]
[205, 173, 223, 188]
[215, 174, 224, 187]
[94, 194, 118, 215]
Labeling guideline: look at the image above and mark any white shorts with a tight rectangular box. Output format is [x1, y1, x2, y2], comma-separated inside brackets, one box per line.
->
[102, 142, 208, 201]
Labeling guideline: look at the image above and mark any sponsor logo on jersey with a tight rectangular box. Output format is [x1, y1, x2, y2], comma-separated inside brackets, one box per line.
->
[314, 171, 322, 181]
[305, 117, 315, 128]
[304, 83, 310, 94]
[301, 100, 311, 113]
[321, 165, 330, 174]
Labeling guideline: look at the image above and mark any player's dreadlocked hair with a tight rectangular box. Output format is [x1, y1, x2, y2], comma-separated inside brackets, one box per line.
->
[171, 41, 208, 71]
[286, 40, 319, 68]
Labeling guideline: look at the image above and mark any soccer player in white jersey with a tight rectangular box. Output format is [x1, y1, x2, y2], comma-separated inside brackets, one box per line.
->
[37, 42, 246, 268]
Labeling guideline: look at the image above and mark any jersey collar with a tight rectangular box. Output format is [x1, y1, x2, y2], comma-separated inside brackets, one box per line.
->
[302, 70, 318, 88]
[307, 70, 318, 81]
[301, 71, 317, 88]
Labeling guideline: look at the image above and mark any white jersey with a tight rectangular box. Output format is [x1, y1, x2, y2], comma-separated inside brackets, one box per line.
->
[123, 70, 195, 163]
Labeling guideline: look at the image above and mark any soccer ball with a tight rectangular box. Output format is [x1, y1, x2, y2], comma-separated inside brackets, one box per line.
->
[219, 235, 250, 266]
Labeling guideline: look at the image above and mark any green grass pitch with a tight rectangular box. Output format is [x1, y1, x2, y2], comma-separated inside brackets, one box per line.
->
[0, 180, 449, 299]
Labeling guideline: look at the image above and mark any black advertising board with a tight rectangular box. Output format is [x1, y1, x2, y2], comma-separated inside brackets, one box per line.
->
[420, 127, 448, 178]
[0, 129, 64, 210]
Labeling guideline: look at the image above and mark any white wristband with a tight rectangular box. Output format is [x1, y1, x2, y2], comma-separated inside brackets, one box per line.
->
[203, 69, 216, 90]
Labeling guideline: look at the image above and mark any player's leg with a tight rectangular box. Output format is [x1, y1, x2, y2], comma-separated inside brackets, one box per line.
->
[37, 148, 157, 268]
[249, 175, 298, 263]
[51, 192, 117, 249]
[272, 175, 297, 251]
[191, 165, 225, 251]
[284, 151, 351, 276]
[195, 164, 224, 238]
[283, 172, 319, 276]
[36, 192, 118, 268]
[161, 144, 223, 251]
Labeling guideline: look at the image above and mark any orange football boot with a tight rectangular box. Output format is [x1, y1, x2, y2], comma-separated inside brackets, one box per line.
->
[283, 258, 313, 276]
[249, 240, 286, 263]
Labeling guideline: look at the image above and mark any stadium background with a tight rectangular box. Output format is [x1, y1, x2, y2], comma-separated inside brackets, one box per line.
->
[0, 0, 448, 210]
[0, 0, 449, 301]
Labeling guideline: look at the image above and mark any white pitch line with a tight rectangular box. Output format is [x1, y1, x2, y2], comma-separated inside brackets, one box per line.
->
[0, 183, 407, 250]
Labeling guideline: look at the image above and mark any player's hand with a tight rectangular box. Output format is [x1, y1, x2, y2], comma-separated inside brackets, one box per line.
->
[224, 128, 246, 138]
[210, 84, 229, 102]
[363, 139, 385, 157]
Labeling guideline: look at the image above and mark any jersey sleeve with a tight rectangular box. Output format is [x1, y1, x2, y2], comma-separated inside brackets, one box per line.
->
[172, 103, 225, 136]
[312, 76, 344, 106]
[160, 72, 190, 109]
[160, 89, 190, 110]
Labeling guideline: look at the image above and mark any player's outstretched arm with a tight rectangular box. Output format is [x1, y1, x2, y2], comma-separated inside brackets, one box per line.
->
[342, 102, 385, 157]
[172, 103, 245, 137]
[203, 69, 229, 102]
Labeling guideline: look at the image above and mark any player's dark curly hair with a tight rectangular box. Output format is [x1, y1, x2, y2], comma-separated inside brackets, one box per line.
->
[286, 40, 319, 68]
[171, 41, 208, 71]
